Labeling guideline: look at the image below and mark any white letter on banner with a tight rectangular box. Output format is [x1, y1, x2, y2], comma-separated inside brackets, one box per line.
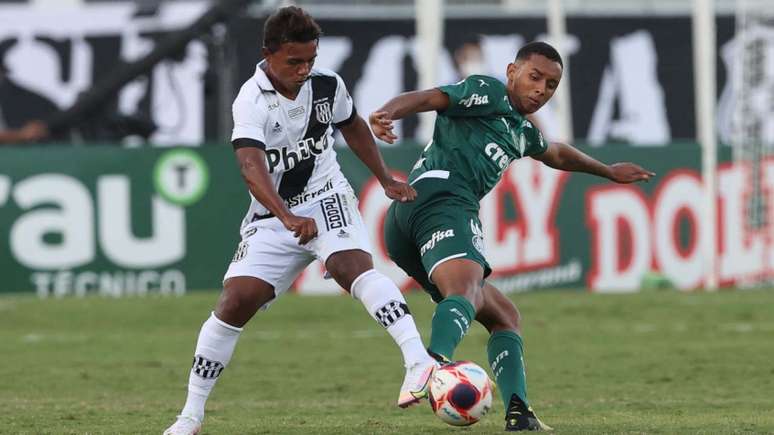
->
[10, 174, 95, 269]
[315, 36, 352, 72]
[587, 187, 651, 292]
[509, 160, 565, 268]
[718, 164, 764, 282]
[98, 175, 185, 268]
[480, 160, 565, 272]
[74, 271, 98, 297]
[652, 172, 705, 289]
[355, 36, 407, 145]
[588, 31, 670, 145]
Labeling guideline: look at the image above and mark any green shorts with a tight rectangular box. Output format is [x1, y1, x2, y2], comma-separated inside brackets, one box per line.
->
[384, 177, 491, 303]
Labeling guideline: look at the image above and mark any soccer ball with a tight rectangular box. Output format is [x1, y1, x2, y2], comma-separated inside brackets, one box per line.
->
[429, 361, 494, 426]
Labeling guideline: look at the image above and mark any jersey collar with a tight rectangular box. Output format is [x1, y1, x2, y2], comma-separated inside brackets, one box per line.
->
[253, 61, 276, 93]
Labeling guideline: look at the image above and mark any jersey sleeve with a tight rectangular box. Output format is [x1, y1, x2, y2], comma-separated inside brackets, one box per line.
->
[521, 120, 549, 157]
[231, 86, 267, 144]
[331, 73, 357, 128]
[438, 75, 506, 118]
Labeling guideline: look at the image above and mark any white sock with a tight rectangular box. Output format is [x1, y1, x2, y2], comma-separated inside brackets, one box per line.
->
[351, 269, 430, 368]
[180, 312, 242, 422]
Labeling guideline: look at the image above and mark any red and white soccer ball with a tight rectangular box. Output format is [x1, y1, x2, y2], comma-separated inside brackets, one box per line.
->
[429, 361, 494, 426]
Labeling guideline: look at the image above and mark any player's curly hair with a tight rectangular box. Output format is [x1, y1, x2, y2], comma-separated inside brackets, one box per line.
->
[263, 6, 322, 53]
[516, 41, 563, 68]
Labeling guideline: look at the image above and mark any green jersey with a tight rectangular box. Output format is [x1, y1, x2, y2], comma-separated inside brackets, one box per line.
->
[407, 75, 548, 204]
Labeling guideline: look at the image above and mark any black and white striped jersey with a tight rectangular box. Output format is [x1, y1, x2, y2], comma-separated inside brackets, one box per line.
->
[231, 62, 357, 229]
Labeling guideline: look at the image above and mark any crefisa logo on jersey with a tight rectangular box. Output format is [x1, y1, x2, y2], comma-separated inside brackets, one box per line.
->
[460, 93, 489, 108]
[315, 100, 332, 124]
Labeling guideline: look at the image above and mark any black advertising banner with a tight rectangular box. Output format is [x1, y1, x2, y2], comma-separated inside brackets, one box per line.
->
[0, 5, 744, 145]
[234, 15, 738, 145]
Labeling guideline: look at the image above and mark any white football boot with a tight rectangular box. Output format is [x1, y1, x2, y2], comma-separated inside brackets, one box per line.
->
[163, 415, 202, 435]
[397, 357, 437, 408]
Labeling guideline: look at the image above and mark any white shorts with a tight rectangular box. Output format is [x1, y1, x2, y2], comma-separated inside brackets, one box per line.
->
[223, 188, 372, 301]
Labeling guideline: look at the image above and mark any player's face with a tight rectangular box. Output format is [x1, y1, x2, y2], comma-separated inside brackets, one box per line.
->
[262, 40, 318, 95]
[506, 54, 562, 114]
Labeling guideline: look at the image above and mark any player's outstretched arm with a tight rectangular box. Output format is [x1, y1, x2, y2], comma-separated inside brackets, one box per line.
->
[339, 115, 417, 202]
[234, 145, 318, 244]
[368, 89, 450, 144]
[532, 141, 656, 184]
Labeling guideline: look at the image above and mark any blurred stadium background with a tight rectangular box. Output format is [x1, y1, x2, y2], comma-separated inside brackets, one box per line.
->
[3, 0, 771, 296]
[2, 0, 774, 433]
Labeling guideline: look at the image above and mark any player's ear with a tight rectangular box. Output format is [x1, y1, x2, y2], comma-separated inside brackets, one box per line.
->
[506, 62, 518, 81]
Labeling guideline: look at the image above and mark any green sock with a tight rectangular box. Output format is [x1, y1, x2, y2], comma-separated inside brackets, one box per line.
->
[428, 295, 476, 360]
[488, 330, 528, 410]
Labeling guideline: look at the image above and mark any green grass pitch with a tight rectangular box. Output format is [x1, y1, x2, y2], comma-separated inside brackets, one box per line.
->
[2, 289, 773, 434]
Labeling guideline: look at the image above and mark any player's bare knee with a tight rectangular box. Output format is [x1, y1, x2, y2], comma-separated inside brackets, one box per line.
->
[498, 314, 521, 333]
[478, 299, 521, 333]
[328, 266, 367, 292]
[486, 316, 520, 335]
[214, 287, 249, 321]
[325, 249, 373, 291]
[441, 282, 484, 311]
[498, 302, 522, 331]
[511, 311, 522, 331]
[213, 292, 238, 323]
[216, 281, 274, 325]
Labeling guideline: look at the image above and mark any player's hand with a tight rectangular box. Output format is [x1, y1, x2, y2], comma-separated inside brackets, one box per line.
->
[368, 111, 398, 144]
[607, 163, 656, 184]
[282, 215, 318, 245]
[383, 178, 417, 202]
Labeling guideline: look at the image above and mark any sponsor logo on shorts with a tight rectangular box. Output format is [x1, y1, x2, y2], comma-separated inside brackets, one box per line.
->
[470, 219, 485, 255]
[285, 179, 334, 208]
[420, 229, 455, 256]
[320, 194, 348, 231]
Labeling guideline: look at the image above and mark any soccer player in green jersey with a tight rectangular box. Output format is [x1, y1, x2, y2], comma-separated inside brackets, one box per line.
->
[369, 42, 655, 431]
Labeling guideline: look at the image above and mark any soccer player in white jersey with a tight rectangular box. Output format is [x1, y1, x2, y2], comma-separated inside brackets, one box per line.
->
[163, 6, 437, 435]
